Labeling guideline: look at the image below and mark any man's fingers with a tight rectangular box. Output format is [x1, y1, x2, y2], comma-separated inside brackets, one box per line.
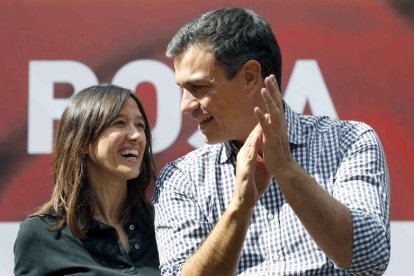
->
[241, 123, 262, 158]
[254, 107, 273, 138]
[265, 75, 283, 108]
[261, 88, 279, 122]
[263, 75, 284, 118]
[249, 123, 263, 155]
[261, 75, 288, 135]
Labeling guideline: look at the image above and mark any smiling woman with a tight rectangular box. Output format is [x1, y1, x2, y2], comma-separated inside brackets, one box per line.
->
[13, 84, 160, 275]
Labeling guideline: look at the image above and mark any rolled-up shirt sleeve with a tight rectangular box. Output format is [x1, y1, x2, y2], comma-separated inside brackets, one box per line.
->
[152, 162, 212, 276]
[333, 123, 390, 274]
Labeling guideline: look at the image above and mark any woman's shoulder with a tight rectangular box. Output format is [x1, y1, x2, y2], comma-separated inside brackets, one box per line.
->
[14, 216, 53, 274]
[20, 214, 59, 230]
[15, 214, 77, 275]
[16, 214, 63, 246]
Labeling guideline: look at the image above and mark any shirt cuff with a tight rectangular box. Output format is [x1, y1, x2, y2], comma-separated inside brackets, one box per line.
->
[331, 209, 390, 275]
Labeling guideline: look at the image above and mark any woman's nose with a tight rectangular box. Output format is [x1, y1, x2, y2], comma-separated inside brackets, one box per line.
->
[180, 89, 199, 114]
[127, 125, 143, 142]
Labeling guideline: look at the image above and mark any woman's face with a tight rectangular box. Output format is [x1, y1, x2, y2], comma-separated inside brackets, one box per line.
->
[85, 97, 147, 184]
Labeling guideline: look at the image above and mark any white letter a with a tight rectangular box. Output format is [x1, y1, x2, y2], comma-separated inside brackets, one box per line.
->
[284, 60, 338, 118]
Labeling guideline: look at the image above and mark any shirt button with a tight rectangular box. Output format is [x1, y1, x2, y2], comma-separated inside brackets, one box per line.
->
[134, 243, 140, 250]
[267, 213, 274, 220]
[129, 224, 135, 231]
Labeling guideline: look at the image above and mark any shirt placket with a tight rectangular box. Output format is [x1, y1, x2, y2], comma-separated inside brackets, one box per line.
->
[260, 178, 286, 273]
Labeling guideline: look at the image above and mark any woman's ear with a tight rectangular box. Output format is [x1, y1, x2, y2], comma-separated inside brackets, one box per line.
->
[83, 144, 91, 158]
[242, 60, 262, 95]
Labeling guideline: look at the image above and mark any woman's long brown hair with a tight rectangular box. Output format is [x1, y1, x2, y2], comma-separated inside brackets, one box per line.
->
[32, 84, 155, 239]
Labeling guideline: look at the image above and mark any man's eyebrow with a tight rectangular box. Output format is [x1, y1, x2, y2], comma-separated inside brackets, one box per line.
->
[177, 77, 213, 86]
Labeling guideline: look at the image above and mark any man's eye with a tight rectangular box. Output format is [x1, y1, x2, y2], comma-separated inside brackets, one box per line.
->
[191, 85, 203, 91]
[190, 85, 210, 96]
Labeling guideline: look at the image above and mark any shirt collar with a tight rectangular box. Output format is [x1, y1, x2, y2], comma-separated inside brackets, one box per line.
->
[219, 140, 239, 164]
[219, 102, 305, 164]
[87, 207, 151, 233]
[284, 101, 306, 145]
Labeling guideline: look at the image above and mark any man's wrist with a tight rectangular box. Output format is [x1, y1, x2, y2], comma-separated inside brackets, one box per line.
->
[227, 198, 255, 220]
[273, 161, 305, 187]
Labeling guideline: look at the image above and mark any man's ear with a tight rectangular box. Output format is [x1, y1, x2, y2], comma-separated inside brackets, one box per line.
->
[242, 60, 262, 95]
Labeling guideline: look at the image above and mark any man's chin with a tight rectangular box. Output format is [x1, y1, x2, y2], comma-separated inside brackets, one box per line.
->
[202, 134, 227, 145]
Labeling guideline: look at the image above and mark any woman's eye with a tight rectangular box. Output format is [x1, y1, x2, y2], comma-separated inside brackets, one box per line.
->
[135, 123, 146, 130]
[114, 120, 125, 126]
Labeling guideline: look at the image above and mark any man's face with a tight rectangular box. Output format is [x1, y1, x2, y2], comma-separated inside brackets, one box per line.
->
[174, 45, 256, 145]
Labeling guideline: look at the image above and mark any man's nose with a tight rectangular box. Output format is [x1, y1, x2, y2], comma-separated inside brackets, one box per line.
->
[180, 89, 199, 114]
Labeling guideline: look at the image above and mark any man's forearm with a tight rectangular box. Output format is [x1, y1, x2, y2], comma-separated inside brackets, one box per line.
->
[181, 202, 253, 276]
[277, 163, 353, 268]
[253, 74, 353, 266]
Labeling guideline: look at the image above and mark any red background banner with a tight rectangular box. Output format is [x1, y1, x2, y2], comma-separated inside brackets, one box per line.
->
[0, 0, 413, 222]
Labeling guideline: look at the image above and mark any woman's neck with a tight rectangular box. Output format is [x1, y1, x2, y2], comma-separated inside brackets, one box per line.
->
[89, 179, 128, 225]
